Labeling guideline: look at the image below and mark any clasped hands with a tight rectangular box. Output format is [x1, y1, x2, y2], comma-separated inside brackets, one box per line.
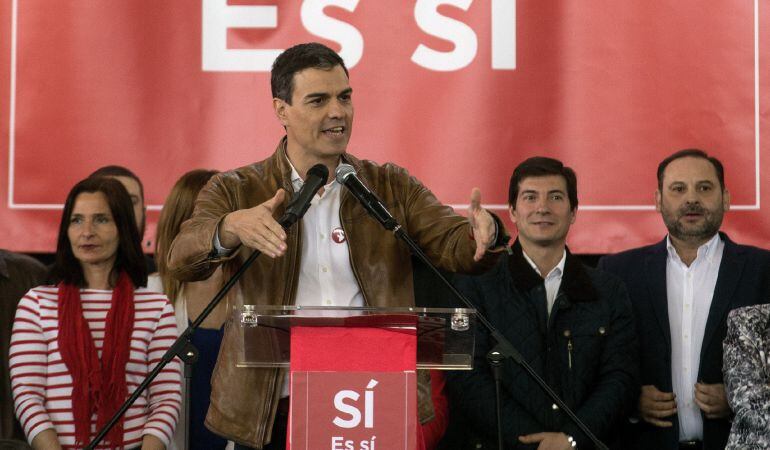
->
[638, 383, 731, 428]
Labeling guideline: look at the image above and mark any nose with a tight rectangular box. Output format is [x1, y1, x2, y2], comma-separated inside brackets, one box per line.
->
[683, 186, 700, 204]
[327, 99, 345, 119]
[81, 220, 95, 237]
[535, 198, 550, 214]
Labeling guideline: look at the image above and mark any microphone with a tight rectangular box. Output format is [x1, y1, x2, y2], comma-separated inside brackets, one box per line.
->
[335, 164, 398, 231]
[280, 163, 329, 227]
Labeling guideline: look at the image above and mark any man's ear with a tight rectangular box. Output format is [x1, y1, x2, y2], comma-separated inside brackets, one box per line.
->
[273, 98, 288, 126]
[508, 205, 517, 224]
[722, 188, 731, 212]
[655, 190, 662, 212]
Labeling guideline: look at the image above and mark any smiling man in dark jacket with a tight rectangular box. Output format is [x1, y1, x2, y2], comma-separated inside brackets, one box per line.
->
[444, 157, 639, 450]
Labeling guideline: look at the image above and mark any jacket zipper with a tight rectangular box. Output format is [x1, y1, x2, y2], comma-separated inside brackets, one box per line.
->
[563, 329, 573, 370]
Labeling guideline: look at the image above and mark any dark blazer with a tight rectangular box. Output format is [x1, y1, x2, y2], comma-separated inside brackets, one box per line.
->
[598, 232, 770, 450]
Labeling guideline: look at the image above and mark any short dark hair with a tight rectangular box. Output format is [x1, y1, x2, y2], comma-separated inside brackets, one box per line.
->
[50, 177, 147, 288]
[509, 157, 578, 210]
[271, 42, 348, 103]
[657, 149, 725, 190]
[89, 165, 145, 202]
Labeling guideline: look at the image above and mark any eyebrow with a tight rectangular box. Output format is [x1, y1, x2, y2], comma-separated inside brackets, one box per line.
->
[304, 87, 353, 101]
[520, 189, 566, 195]
[668, 180, 715, 185]
[70, 212, 111, 218]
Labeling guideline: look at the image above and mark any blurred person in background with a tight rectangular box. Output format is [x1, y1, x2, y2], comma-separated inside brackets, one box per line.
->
[0, 250, 47, 448]
[149, 169, 233, 450]
[9, 177, 181, 450]
[90, 165, 155, 272]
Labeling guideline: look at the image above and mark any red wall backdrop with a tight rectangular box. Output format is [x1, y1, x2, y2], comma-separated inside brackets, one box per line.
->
[1, 0, 769, 254]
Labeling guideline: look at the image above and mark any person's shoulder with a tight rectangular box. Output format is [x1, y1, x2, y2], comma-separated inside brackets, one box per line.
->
[598, 241, 664, 271]
[454, 253, 510, 287]
[725, 239, 770, 260]
[584, 263, 623, 286]
[19, 284, 59, 304]
[0, 250, 47, 276]
[208, 149, 284, 188]
[347, 154, 412, 181]
[727, 303, 770, 332]
[216, 160, 273, 186]
[134, 286, 171, 305]
[604, 242, 662, 260]
[144, 274, 164, 295]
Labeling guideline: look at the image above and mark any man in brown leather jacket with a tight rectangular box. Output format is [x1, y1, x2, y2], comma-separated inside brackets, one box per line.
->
[167, 42, 505, 449]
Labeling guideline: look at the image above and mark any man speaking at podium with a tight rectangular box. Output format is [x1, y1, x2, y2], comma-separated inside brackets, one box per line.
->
[167, 43, 507, 449]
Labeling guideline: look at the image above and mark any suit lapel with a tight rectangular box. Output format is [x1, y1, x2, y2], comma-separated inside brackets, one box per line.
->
[700, 235, 744, 363]
[645, 239, 672, 350]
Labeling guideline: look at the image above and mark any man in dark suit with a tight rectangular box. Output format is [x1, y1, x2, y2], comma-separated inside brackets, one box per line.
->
[598, 148, 770, 450]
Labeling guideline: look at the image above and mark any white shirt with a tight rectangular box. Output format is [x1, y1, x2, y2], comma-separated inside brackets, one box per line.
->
[522, 249, 566, 315]
[212, 158, 364, 309]
[287, 160, 364, 309]
[281, 159, 364, 397]
[666, 233, 723, 440]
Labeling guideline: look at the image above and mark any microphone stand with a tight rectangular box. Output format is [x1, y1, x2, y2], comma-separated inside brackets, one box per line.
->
[86, 249, 264, 450]
[384, 220, 608, 450]
[87, 167, 328, 450]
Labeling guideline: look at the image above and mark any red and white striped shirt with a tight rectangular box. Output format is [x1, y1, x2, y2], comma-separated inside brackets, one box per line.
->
[10, 285, 182, 449]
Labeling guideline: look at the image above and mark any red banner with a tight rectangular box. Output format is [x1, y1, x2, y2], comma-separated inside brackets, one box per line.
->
[1, 0, 769, 253]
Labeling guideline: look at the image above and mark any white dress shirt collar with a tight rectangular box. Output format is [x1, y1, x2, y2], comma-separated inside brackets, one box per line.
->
[522, 249, 567, 315]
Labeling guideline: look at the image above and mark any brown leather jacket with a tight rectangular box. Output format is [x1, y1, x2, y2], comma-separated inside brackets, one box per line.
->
[167, 138, 500, 448]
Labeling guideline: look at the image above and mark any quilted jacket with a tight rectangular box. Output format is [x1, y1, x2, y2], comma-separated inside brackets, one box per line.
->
[444, 240, 639, 449]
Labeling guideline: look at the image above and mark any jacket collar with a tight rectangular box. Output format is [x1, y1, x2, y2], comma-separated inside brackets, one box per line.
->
[270, 136, 368, 193]
[507, 239, 597, 302]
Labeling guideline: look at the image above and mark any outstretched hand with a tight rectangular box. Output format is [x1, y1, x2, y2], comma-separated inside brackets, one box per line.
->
[219, 189, 288, 257]
[468, 188, 496, 261]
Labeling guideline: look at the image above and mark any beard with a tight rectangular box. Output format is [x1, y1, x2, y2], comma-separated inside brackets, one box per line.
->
[661, 202, 723, 242]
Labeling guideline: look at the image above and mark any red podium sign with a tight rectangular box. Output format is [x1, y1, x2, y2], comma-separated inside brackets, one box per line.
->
[290, 372, 416, 450]
[289, 326, 418, 450]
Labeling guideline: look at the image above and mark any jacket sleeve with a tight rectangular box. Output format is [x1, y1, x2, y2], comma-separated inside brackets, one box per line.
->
[142, 298, 183, 445]
[9, 290, 55, 445]
[399, 170, 502, 275]
[560, 275, 640, 449]
[723, 307, 770, 448]
[167, 173, 244, 282]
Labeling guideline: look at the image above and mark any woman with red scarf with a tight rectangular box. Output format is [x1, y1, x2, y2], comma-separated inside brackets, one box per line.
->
[10, 177, 181, 450]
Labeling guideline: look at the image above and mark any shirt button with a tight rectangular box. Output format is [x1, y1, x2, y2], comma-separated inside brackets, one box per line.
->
[322, 266, 328, 273]
[325, 299, 332, 305]
[320, 233, 326, 240]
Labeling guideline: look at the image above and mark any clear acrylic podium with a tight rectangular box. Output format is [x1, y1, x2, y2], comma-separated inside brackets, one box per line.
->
[233, 305, 477, 370]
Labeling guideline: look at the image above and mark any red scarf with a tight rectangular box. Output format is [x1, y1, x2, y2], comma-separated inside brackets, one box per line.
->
[58, 271, 134, 449]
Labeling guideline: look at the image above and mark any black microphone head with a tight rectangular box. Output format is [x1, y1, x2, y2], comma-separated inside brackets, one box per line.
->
[335, 163, 356, 184]
[307, 163, 329, 182]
